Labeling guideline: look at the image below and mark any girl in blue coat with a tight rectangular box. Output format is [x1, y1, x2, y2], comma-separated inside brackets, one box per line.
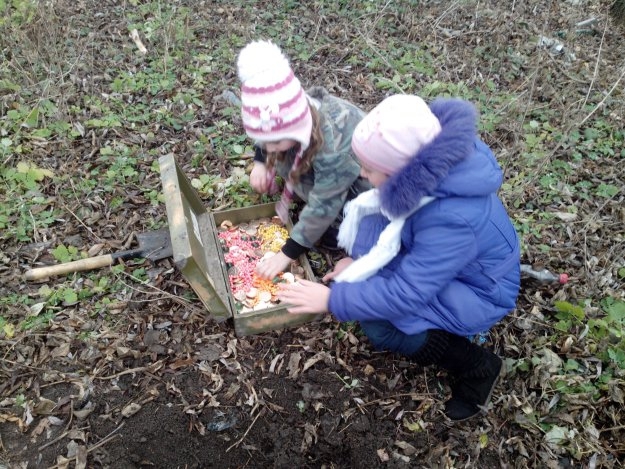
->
[278, 94, 521, 421]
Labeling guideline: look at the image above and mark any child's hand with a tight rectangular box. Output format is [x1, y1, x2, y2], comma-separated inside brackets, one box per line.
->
[277, 279, 330, 314]
[322, 257, 354, 283]
[256, 251, 292, 280]
[250, 162, 271, 193]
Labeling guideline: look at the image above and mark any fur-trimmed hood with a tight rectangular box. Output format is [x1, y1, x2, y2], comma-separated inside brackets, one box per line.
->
[379, 99, 503, 218]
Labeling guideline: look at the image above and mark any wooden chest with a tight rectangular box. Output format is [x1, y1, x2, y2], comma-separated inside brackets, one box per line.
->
[158, 153, 321, 336]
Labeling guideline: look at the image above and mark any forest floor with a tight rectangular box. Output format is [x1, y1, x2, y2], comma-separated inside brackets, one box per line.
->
[1, 1, 624, 468]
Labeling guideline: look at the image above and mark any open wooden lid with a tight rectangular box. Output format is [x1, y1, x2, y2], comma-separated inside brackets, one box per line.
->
[158, 153, 233, 320]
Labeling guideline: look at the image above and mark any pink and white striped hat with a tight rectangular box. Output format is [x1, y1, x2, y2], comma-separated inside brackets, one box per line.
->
[237, 41, 312, 149]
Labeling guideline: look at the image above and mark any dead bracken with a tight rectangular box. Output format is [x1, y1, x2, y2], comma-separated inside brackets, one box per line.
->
[1, 1, 624, 468]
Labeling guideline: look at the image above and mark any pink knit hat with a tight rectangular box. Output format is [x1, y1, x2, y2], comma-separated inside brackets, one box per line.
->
[351, 95, 442, 175]
[237, 41, 312, 149]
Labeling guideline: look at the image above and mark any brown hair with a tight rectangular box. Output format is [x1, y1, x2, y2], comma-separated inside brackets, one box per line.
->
[265, 104, 324, 183]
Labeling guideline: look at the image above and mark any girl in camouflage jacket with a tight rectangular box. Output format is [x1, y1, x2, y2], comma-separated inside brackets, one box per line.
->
[237, 41, 370, 279]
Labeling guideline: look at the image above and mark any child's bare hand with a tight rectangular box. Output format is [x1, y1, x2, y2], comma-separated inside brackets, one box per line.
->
[277, 279, 330, 314]
[250, 162, 270, 193]
[256, 251, 292, 280]
[322, 257, 354, 283]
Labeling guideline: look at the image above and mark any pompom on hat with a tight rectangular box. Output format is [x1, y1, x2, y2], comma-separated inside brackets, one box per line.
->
[351, 94, 442, 175]
[237, 40, 313, 149]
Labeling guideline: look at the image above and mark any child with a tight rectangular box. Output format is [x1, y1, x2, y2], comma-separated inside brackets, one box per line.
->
[278, 94, 521, 422]
[236, 40, 371, 280]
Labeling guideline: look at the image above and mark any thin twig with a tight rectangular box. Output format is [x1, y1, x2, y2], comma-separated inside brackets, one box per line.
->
[358, 392, 434, 408]
[599, 424, 625, 433]
[45, 423, 125, 469]
[86, 422, 124, 452]
[226, 408, 265, 452]
[579, 64, 625, 127]
[573, 187, 622, 245]
[433, 0, 460, 29]
[38, 430, 70, 451]
[116, 270, 194, 306]
[94, 364, 155, 380]
[39, 403, 76, 452]
[581, 17, 608, 110]
[61, 202, 103, 243]
[499, 0, 552, 182]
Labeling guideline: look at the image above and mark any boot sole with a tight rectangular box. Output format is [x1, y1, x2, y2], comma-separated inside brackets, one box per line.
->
[447, 358, 504, 423]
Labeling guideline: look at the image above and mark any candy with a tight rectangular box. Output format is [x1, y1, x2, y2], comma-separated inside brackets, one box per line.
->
[218, 218, 295, 312]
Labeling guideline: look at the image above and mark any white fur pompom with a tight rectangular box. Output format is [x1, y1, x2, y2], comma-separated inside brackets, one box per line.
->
[237, 40, 290, 84]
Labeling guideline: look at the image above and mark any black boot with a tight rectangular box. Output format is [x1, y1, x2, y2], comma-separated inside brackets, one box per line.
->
[411, 330, 503, 422]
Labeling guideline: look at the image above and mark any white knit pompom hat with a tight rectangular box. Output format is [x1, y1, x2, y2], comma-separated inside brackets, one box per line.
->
[237, 40, 313, 149]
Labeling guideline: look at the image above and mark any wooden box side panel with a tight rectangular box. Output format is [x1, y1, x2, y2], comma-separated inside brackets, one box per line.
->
[212, 203, 278, 225]
[159, 154, 232, 319]
[178, 256, 230, 321]
[234, 309, 322, 336]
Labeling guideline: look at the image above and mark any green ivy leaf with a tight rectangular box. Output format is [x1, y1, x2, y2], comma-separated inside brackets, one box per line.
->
[62, 289, 78, 305]
[607, 347, 625, 369]
[16, 162, 53, 181]
[554, 301, 585, 321]
[603, 298, 625, 323]
[51, 245, 71, 263]
[23, 107, 40, 128]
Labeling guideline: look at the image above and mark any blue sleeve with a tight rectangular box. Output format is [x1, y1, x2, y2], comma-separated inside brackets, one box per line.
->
[328, 212, 478, 322]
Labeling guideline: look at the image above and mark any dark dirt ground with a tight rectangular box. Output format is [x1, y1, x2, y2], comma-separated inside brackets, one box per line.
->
[1, 1, 625, 468]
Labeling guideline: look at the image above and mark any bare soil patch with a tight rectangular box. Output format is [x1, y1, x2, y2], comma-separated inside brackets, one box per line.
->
[1, 1, 624, 468]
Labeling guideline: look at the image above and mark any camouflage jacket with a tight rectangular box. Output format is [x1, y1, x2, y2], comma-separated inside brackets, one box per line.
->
[273, 87, 371, 249]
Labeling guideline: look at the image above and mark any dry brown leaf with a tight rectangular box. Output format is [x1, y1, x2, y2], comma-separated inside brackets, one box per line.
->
[288, 352, 302, 379]
[73, 402, 95, 420]
[121, 402, 142, 418]
[377, 448, 390, 462]
[75, 444, 88, 469]
[55, 454, 70, 469]
[302, 351, 332, 373]
[32, 398, 56, 415]
[29, 418, 49, 441]
[170, 357, 195, 370]
[552, 211, 578, 222]
[50, 343, 71, 358]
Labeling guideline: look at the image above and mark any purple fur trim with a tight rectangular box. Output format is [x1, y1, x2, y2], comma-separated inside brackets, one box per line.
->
[380, 99, 478, 218]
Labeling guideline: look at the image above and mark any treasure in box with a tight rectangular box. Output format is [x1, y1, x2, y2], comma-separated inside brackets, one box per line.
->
[158, 153, 322, 336]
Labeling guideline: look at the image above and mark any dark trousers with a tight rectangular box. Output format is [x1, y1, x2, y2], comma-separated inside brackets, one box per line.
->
[360, 320, 428, 356]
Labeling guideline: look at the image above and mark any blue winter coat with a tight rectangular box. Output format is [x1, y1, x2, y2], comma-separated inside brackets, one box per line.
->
[328, 99, 520, 336]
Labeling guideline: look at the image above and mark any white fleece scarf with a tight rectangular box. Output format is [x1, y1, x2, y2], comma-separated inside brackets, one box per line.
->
[334, 189, 435, 283]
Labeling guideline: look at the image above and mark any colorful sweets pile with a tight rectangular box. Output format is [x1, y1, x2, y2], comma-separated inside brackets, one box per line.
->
[217, 217, 300, 312]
